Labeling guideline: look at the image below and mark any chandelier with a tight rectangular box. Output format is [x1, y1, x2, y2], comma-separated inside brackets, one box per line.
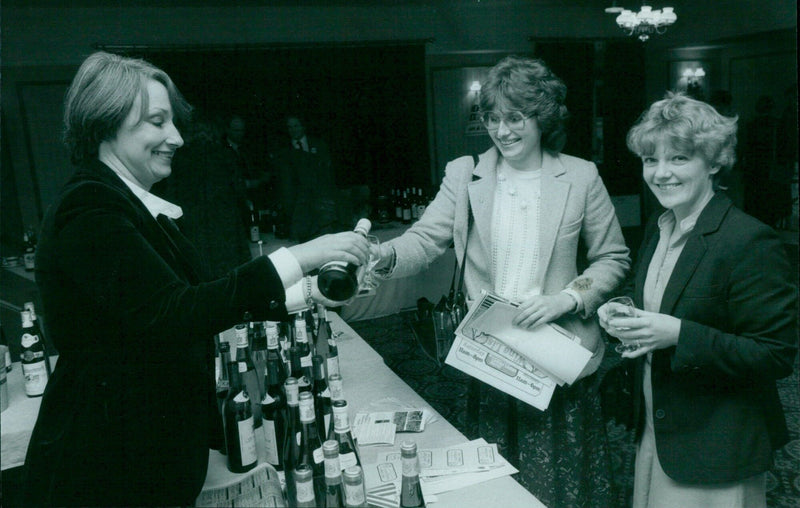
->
[606, 5, 677, 41]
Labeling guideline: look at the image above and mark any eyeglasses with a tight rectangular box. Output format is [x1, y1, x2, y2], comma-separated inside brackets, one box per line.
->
[480, 111, 530, 131]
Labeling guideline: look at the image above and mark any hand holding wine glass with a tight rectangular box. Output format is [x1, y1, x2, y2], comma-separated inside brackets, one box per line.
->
[603, 296, 639, 354]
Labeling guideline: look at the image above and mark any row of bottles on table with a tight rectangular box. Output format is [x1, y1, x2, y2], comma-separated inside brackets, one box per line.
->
[248, 202, 292, 242]
[20, 302, 52, 397]
[390, 187, 430, 224]
[214, 305, 354, 477]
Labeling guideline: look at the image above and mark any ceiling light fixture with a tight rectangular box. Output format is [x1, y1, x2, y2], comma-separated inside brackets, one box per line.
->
[610, 5, 677, 41]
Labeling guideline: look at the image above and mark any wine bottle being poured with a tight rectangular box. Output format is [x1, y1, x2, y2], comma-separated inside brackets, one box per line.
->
[317, 218, 371, 301]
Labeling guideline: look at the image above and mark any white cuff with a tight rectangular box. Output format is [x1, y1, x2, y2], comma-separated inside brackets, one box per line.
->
[562, 288, 583, 314]
[285, 276, 314, 314]
[268, 247, 303, 289]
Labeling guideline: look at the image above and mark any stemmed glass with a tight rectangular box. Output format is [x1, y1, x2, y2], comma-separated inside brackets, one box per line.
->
[356, 234, 381, 298]
[606, 296, 638, 354]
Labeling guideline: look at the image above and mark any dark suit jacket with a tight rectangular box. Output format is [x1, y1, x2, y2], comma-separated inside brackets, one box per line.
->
[23, 160, 292, 506]
[631, 193, 797, 484]
[277, 135, 338, 241]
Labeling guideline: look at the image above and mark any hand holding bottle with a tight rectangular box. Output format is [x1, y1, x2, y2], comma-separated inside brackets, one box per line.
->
[289, 229, 371, 274]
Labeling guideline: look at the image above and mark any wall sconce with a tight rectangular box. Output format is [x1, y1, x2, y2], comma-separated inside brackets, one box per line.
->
[469, 81, 482, 94]
[682, 67, 705, 85]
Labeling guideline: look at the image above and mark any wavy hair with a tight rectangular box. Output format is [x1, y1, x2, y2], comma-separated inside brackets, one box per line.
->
[64, 51, 192, 165]
[627, 92, 738, 189]
[478, 55, 569, 153]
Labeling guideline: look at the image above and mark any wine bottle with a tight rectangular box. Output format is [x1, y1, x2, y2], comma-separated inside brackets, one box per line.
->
[298, 391, 325, 504]
[416, 188, 427, 218]
[294, 313, 314, 382]
[20, 310, 48, 397]
[22, 231, 36, 272]
[402, 191, 412, 224]
[277, 320, 292, 373]
[294, 464, 318, 508]
[329, 373, 344, 405]
[323, 440, 345, 508]
[330, 399, 360, 470]
[289, 346, 312, 394]
[400, 441, 424, 508]
[261, 330, 287, 470]
[234, 323, 262, 427]
[313, 304, 329, 365]
[0, 319, 12, 373]
[249, 320, 269, 393]
[317, 218, 372, 301]
[282, 377, 301, 507]
[318, 306, 340, 379]
[343, 465, 368, 508]
[223, 360, 258, 473]
[216, 340, 231, 455]
[248, 203, 260, 243]
[23, 302, 51, 377]
[313, 355, 332, 440]
[304, 308, 318, 353]
[394, 188, 403, 221]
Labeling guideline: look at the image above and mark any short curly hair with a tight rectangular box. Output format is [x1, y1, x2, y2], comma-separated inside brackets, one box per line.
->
[64, 51, 192, 165]
[478, 55, 569, 153]
[627, 92, 738, 190]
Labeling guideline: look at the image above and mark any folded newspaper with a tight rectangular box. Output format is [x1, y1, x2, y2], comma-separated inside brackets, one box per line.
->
[445, 290, 593, 410]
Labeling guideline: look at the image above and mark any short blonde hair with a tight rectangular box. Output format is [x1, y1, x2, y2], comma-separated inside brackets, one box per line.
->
[64, 51, 191, 165]
[627, 92, 738, 189]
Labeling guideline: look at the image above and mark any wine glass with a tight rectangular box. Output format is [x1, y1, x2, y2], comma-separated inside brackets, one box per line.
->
[356, 235, 381, 298]
[605, 296, 638, 354]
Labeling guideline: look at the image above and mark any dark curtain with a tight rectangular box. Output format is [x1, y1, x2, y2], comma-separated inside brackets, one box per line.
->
[531, 41, 645, 197]
[137, 43, 429, 194]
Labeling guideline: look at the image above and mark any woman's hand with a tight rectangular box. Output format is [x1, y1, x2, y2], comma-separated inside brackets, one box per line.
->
[289, 231, 371, 273]
[512, 293, 575, 329]
[606, 309, 682, 358]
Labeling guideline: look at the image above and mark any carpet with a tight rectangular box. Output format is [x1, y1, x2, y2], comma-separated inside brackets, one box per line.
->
[350, 310, 800, 508]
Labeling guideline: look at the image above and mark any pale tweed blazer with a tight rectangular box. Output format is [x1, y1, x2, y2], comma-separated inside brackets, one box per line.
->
[387, 147, 631, 376]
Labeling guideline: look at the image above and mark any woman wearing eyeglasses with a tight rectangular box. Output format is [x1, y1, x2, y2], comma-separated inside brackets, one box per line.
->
[373, 55, 630, 506]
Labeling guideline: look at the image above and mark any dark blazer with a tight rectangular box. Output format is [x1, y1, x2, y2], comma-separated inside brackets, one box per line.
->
[631, 193, 797, 484]
[23, 160, 292, 506]
[277, 135, 338, 241]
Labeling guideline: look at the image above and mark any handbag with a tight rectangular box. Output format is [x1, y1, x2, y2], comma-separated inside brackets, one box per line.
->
[411, 154, 477, 366]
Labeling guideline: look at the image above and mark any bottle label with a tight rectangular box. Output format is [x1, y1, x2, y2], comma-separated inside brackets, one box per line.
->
[22, 360, 47, 396]
[313, 447, 324, 464]
[327, 356, 340, 378]
[325, 456, 341, 478]
[262, 393, 275, 405]
[344, 481, 366, 505]
[333, 411, 349, 431]
[324, 414, 331, 436]
[402, 456, 419, 476]
[320, 387, 331, 398]
[300, 353, 313, 368]
[238, 417, 257, 466]
[340, 451, 357, 470]
[20, 333, 39, 348]
[295, 323, 308, 343]
[250, 226, 260, 242]
[296, 477, 315, 503]
[238, 361, 247, 373]
[329, 380, 343, 401]
[299, 401, 315, 423]
[234, 391, 250, 404]
[262, 419, 280, 465]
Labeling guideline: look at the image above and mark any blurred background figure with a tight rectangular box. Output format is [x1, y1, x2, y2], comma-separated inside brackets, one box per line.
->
[155, 110, 252, 278]
[741, 95, 791, 228]
[277, 114, 339, 242]
[222, 114, 273, 215]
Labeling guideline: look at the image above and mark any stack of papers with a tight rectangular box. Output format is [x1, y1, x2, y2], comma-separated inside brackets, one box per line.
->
[361, 439, 518, 505]
[445, 291, 593, 410]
